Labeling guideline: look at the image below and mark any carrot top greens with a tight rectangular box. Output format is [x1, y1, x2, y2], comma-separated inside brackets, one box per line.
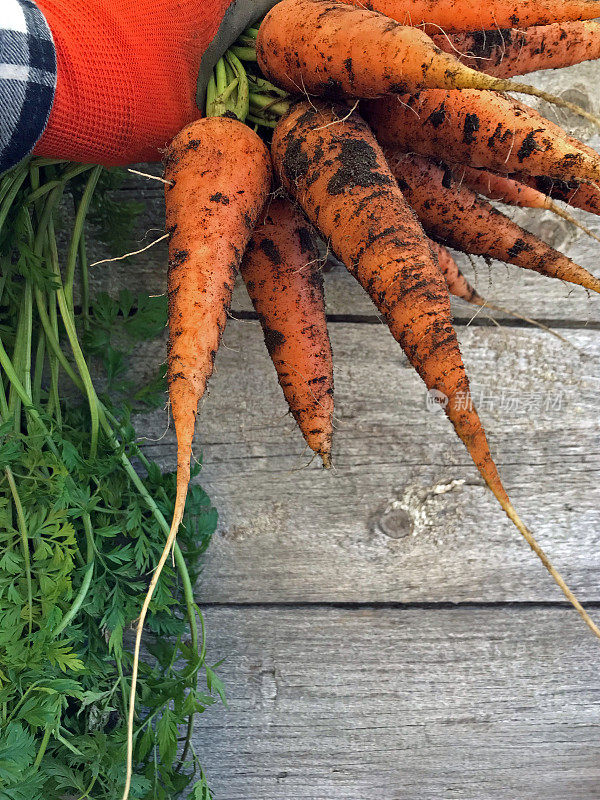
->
[0, 160, 221, 799]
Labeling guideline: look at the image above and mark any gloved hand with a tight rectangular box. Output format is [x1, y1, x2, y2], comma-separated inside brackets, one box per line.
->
[1, 0, 276, 171]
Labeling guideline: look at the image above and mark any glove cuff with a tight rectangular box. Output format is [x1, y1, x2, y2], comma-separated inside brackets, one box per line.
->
[196, 0, 280, 108]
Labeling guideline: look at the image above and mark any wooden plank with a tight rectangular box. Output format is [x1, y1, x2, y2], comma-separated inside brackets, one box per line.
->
[191, 606, 600, 800]
[83, 191, 600, 326]
[134, 321, 600, 603]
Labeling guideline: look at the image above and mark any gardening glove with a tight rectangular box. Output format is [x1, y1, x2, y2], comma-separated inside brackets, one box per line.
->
[0, 0, 277, 172]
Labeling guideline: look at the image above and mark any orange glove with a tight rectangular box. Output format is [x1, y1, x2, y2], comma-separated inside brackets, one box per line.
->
[33, 0, 274, 165]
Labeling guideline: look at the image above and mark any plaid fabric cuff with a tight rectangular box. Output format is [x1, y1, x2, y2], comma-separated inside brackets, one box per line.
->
[0, 0, 56, 173]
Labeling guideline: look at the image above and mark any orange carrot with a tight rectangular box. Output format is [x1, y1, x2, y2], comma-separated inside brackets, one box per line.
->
[520, 174, 600, 217]
[363, 91, 600, 183]
[451, 165, 600, 242]
[241, 197, 334, 466]
[432, 21, 600, 78]
[337, 0, 600, 33]
[384, 150, 600, 292]
[431, 239, 575, 344]
[255, 0, 598, 123]
[271, 99, 600, 639]
[453, 165, 561, 207]
[121, 116, 271, 800]
[430, 240, 482, 304]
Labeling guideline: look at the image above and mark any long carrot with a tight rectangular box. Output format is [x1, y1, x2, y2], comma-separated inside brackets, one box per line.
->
[363, 91, 600, 183]
[241, 197, 334, 466]
[384, 150, 600, 292]
[271, 98, 600, 639]
[433, 21, 600, 78]
[337, 0, 600, 33]
[121, 116, 271, 800]
[255, 0, 599, 125]
[452, 165, 600, 243]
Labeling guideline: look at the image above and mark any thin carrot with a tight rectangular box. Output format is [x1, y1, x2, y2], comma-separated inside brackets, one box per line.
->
[255, 0, 600, 125]
[363, 91, 600, 183]
[241, 197, 334, 466]
[453, 165, 567, 208]
[121, 116, 271, 800]
[430, 240, 483, 304]
[431, 240, 575, 345]
[452, 165, 600, 243]
[433, 21, 600, 78]
[520, 174, 600, 218]
[383, 150, 600, 292]
[271, 99, 600, 639]
[337, 0, 600, 33]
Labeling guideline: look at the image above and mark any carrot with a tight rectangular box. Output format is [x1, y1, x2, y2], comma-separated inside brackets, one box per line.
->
[363, 91, 600, 183]
[121, 117, 271, 800]
[432, 21, 600, 78]
[337, 0, 600, 33]
[453, 165, 565, 207]
[383, 150, 600, 292]
[241, 197, 334, 466]
[430, 240, 483, 304]
[431, 239, 575, 344]
[271, 98, 600, 639]
[255, 0, 599, 125]
[500, 98, 600, 217]
[452, 165, 600, 243]
[520, 174, 600, 217]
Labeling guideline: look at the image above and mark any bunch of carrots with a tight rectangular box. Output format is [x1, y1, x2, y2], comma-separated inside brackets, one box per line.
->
[121, 1, 600, 795]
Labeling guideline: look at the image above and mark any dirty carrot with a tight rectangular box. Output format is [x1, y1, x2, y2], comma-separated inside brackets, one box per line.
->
[384, 150, 600, 292]
[363, 91, 600, 183]
[430, 240, 482, 304]
[271, 98, 600, 639]
[241, 196, 334, 466]
[121, 117, 271, 800]
[453, 165, 567, 207]
[255, 0, 600, 125]
[432, 21, 600, 78]
[337, 0, 600, 33]
[431, 239, 575, 345]
[451, 165, 600, 243]
[520, 174, 600, 218]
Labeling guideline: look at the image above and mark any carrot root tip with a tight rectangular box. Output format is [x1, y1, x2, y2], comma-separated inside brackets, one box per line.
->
[495, 494, 600, 642]
[321, 452, 332, 469]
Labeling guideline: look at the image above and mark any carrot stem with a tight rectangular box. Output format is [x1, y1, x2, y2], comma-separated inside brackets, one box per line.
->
[65, 165, 102, 310]
[5, 467, 33, 636]
[46, 218, 100, 459]
[215, 57, 227, 96]
[225, 51, 250, 121]
[229, 45, 257, 61]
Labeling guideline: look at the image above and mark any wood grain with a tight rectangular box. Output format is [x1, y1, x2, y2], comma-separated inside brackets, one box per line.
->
[84, 189, 600, 326]
[190, 605, 600, 800]
[132, 321, 600, 603]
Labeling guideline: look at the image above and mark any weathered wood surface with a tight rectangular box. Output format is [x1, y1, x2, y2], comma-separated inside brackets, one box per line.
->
[192, 606, 600, 800]
[85, 187, 600, 326]
[137, 322, 600, 603]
